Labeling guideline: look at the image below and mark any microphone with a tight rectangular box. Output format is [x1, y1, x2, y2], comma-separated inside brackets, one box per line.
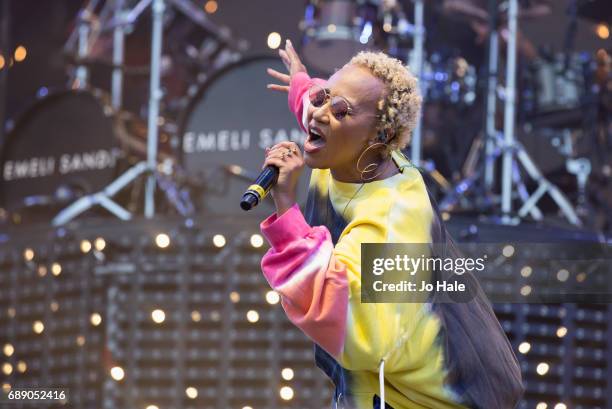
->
[240, 165, 279, 211]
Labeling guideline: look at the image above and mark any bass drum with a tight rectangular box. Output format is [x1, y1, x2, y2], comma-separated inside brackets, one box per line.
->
[0, 90, 124, 224]
[179, 56, 311, 218]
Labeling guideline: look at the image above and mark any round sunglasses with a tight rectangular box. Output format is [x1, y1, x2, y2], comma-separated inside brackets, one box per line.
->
[308, 84, 354, 120]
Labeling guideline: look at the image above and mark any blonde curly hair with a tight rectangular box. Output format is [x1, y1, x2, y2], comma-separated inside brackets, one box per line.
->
[348, 51, 422, 151]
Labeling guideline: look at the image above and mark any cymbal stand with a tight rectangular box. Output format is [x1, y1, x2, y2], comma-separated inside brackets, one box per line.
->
[499, 0, 580, 225]
[53, 0, 166, 225]
[111, 0, 126, 109]
[72, 0, 101, 88]
[441, 0, 505, 212]
[54, 0, 244, 226]
[483, 0, 499, 191]
[409, 0, 425, 166]
[441, 0, 581, 227]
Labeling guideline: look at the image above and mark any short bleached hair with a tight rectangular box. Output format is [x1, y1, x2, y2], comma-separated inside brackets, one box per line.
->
[348, 51, 422, 150]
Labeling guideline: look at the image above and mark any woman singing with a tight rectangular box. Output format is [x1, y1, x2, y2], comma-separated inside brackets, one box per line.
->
[259, 40, 523, 409]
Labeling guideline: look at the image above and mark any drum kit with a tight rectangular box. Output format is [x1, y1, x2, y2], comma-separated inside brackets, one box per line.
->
[0, 0, 610, 232]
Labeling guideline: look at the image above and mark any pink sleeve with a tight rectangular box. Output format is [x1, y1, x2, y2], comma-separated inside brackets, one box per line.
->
[288, 72, 326, 133]
[260, 204, 348, 358]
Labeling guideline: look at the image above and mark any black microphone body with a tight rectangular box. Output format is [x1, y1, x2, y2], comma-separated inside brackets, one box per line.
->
[240, 165, 279, 211]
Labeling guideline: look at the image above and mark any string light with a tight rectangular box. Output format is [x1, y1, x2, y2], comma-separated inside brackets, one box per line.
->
[2, 383, 10, 393]
[2, 363, 13, 376]
[191, 310, 202, 322]
[145, 405, 159, 409]
[3, 344, 14, 357]
[596, 23, 609, 40]
[23, 248, 34, 261]
[76, 335, 86, 346]
[94, 237, 106, 251]
[229, 291, 240, 303]
[556, 269, 569, 282]
[267, 32, 282, 49]
[213, 234, 226, 248]
[0, 55, 5, 70]
[16, 361, 26, 373]
[520, 285, 532, 296]
[536, 403, 547, 409]
[556, 326, 567, 338]
[185, 387, 198, 399]
[32, 320, 44, 334]
[151, 309, 166, 324]
[51, 262, 62, 276]
[518, 342, 531, 354]
[246, 310, 259, 323]
[520, 266, 532, 277]
[536, 362, 550, 375]
[554, 404, 567, 409]
[37, 265, 47, 277]
[204, 0, 217, 14]
[265, 290, 280, 305]
[281, 368, 294, 381]
[14, 46, 27, 62]
[50, 301, 59, 312]
[90, 313, 102, 326]
[250, 234, 264, 248]
[279, 386, 294, 400]
[502, 245, 515, 258]
[80, 240, 92, 253]
[155, 233, 170, 249]
[110, 366, 125, 381]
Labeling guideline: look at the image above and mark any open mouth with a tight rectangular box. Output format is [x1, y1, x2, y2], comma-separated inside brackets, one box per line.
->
[305, 125, 326, 153]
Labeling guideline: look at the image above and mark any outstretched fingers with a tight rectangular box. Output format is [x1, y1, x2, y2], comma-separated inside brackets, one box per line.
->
[267, 68, 290, 84]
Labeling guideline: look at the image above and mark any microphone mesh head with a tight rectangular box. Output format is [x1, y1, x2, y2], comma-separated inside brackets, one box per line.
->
[240, 193, 258, 211]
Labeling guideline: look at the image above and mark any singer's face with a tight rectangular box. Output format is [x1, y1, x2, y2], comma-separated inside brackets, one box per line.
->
[304, 64, 384, 182]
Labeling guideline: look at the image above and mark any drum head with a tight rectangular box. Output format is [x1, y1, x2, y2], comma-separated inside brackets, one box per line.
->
[179, 56, 311, 218]
[301, 1, 380, 75]
[0, 90, 122, 215]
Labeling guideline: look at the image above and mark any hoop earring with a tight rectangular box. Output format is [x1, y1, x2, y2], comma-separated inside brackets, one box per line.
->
[356, 142, 388, 181]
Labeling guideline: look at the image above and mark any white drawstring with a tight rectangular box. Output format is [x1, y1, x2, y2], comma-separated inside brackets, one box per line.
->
[379, 359, 385, 409]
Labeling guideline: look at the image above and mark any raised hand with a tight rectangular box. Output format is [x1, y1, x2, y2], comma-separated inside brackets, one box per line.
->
[267, 39, 308, 93]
